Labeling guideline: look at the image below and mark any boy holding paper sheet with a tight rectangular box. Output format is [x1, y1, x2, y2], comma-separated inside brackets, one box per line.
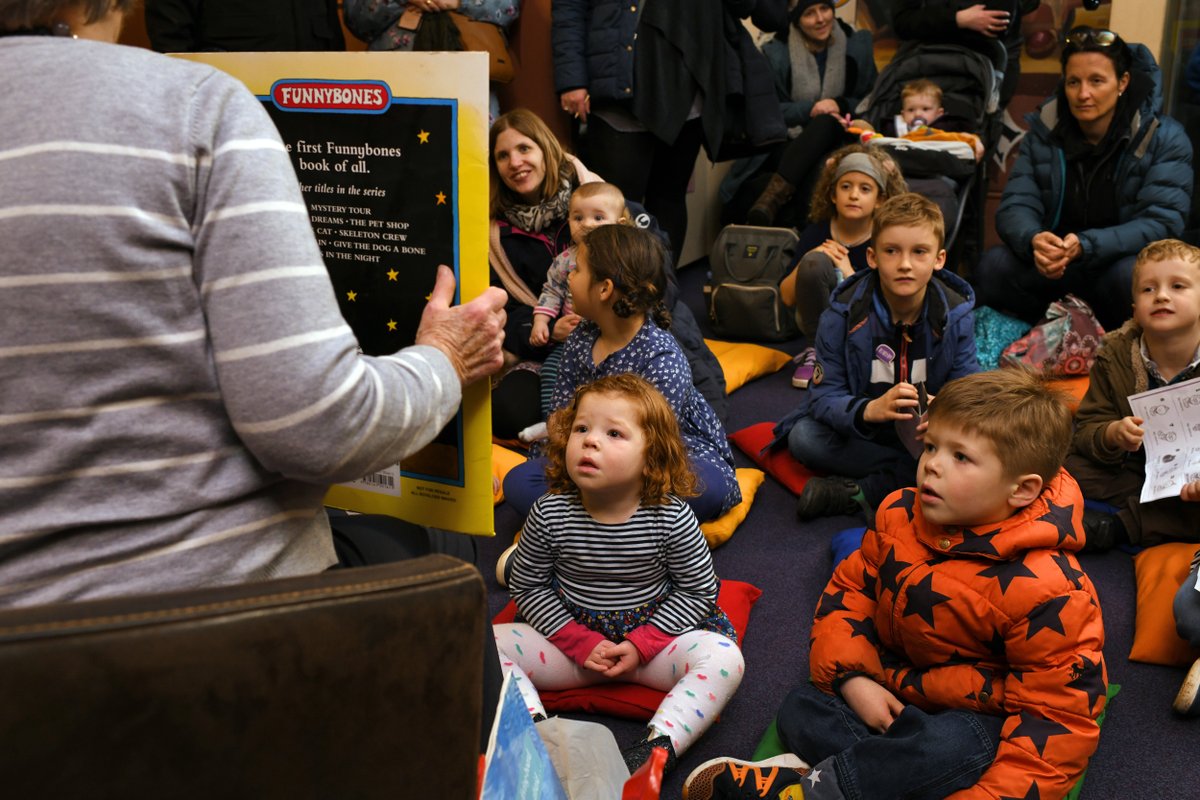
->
[1067, 239, 1200, 548]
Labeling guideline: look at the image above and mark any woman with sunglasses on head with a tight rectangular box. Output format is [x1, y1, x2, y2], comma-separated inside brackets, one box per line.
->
[974, 27, 1193, 331]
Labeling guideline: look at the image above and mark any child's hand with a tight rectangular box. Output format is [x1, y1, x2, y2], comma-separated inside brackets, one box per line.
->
[552, 313, 582, 343]
[972, 138, 985, 161]
[1104, 416, 1145, 452]
[816, 240, 853, 279]
[1182, 480, 1200, 502]
[583, 640, 619, 673]
[864, 382, 921, 423]
[530, 316, 550, 347]
[598, 640, 642, 678]
[840, 675, 905, 733]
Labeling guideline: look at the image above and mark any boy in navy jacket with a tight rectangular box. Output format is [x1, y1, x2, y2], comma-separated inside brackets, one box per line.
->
[775, 193, 980, 520]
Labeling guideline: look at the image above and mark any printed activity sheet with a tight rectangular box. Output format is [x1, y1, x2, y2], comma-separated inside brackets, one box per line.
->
[1128, 376, 1200, 504]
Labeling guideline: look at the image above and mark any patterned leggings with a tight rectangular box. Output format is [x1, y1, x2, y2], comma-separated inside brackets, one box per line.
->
[493, 623, 744, 756]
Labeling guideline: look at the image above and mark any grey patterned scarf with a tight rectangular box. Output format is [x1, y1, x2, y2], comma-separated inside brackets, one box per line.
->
[502, 166, 573, 233]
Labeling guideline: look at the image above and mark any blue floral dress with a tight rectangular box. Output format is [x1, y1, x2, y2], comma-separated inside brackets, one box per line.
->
[551, 318, 741, 513]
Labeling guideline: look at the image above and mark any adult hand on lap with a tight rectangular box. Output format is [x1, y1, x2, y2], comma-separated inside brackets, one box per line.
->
[812, 98, 842, 118]
[1031, 231, 1069, 279]
[415, 265, 507, 386]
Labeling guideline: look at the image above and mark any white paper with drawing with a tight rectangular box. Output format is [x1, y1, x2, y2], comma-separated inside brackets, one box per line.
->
[1128, 376, 1200, 503]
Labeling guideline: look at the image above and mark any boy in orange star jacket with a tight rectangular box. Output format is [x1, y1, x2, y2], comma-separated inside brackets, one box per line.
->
[683, 369, 1107, 800]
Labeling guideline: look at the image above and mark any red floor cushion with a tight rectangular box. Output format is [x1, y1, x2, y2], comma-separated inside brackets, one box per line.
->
[729, 422, 818, 496]
[493, 580, 762, 720]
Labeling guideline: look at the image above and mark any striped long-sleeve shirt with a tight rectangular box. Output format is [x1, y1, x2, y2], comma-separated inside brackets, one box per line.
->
[508, 493, 720, 637]
[0, 38, 460, 606]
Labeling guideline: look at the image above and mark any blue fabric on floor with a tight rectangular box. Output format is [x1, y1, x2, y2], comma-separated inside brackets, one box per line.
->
[831, 526, 867, 568]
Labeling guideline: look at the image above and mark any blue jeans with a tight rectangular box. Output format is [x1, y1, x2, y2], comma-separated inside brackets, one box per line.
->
[973, 243, 1135, 332]
[776, 682, 1004, 800]
[502, 455, 733, 523]
[787, 414, 917, 509]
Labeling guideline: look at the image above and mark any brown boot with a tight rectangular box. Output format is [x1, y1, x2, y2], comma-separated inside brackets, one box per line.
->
[746, 173, 795, 227]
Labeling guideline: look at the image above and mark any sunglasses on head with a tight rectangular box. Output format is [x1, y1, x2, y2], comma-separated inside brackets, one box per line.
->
[1064, 28, 1118, 48]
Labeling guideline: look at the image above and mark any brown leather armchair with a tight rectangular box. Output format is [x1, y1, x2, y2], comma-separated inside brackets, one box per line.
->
[0, 555, 485, 799]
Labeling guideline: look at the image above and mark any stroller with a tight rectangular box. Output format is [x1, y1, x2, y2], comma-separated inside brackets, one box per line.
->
[854, 39, 1006, 271]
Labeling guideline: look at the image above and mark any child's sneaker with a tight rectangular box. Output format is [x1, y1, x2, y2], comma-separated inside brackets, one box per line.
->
[791, 348, 817, 389]
[682, 755, 810, 799]
[1174, 657, 1200, 716]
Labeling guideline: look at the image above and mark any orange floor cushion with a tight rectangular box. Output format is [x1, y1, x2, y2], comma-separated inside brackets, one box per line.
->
[1129, 541, 1200, 666]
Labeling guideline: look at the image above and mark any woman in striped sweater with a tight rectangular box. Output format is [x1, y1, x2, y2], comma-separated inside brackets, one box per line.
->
[494, 374, 744, 775]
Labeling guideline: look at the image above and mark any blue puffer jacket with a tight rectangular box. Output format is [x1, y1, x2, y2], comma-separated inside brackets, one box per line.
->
[996, 44, 1193, 270]
[774, 268, 979, 441]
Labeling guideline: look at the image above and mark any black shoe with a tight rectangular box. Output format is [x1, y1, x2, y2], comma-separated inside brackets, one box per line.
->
[796, 476, 867, 521]
[1080, 508, 1123, 552]
[1175, 658, 1200, 717]
[622, 733, 677, 775]
[682, 755, 810, 799]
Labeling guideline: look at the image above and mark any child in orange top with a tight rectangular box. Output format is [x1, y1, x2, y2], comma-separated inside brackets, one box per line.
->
[684, 369, 1107, 800]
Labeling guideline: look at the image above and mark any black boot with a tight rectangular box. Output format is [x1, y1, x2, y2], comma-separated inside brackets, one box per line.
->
[747, 173, 795, 227]
[622, 733, 677, 775]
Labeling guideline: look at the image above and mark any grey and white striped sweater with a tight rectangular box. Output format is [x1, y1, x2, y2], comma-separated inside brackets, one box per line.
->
[0, 37, 460, 606]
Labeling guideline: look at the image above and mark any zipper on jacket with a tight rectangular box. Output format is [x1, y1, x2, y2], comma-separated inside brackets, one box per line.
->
[1050, 149, 1066, 232]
